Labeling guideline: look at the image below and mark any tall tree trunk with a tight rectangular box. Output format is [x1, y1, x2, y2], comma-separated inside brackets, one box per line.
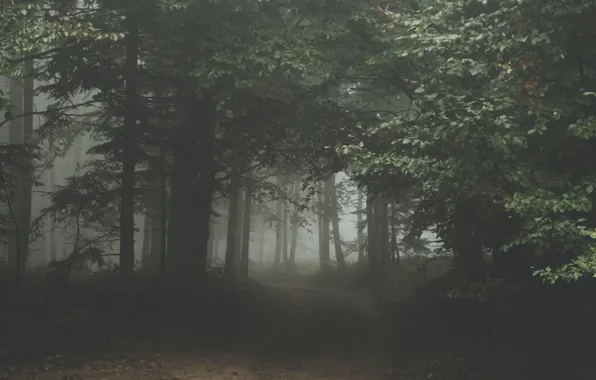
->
[144, 155, 162, 273]
[65, 136, 84, 258]
[289, 219, 299, 270]
[378, 198, 389, 269]
[195, 97, 218, 277]
[328, 174, 346, 271]
[390, 203, 399, 266]
[148, 208, 161, 261]
[357, 188, 364, 266]
[366, 188, 377, 273]
[8, 76, 24, 283]
[119, 13, 139, 284]
[282, 198, 289, 268]
[235, 187, 244, 270]
[19, 59, 34, 272]
[207, 222, 215, 265]
[142, 215, 151, 263]
[168, 91, 216, 282]
[159, 115, 168, 278]
[318, 182, 330, 273]
[258, 224, 266, 264]
[288, 184, 300, 270]
[151, 86, 168, 278]
[214, 236, 220, 263]
[239, 175, 253, 278]
[167, 88, 199, 278]
[224, 173, 241, 280]
[49, 167, 57, 262]
[452, 203, 485, 281]
[453, 243, 485, 282]
[273, 179, 283, 268]
[317, 185, 324, 261]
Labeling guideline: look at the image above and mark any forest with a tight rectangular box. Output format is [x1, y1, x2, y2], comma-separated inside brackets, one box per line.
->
[1, 0, 596, 379]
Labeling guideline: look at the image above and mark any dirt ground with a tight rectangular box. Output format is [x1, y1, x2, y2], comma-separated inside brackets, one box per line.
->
[1, 274, 394, 379]
[0, 271, 577, 380]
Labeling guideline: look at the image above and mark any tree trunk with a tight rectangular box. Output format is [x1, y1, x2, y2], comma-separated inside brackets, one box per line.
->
[318, 183, 330, 273]
[282, 198, 289, 268]
[195, 98, 218, 278]
[166, 209, 175, 262]
[390, 203, 399, 266]
[376, 198, 389, 270]
[119, 13, 139, 284]
[213, 236, 220, 263]
[168, 89, 216, 282]
[366, 188, 377, 273]
[49, 167, 57, 262]
[239, 176, 253, 279]
[66, 136, 84, 258]
[142, 214, 151, 263]
[8, 76, 24, 283]
[148, 208, 161, 261]
[317, 190, 323, 257]
[328, 174, 346, 271]
[273, 179, 283, 268]
[19, 59, 34, 272]
[157, 88, 168, 278]
[453, 243, 485, 282]
[357, 188, 364, 266]
[259, 224, 266, 264]
[288, 184, 300, 270]
[207, 222, 215, 265]
[235, 187, 244, 270]
[451, 202, 485, 281]
[224, 173, 241, 280]
[289, 220, 299, 270]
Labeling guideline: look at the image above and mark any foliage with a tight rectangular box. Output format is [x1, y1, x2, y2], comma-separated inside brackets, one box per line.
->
[47, 246, 108, 282]
[0, 144, 41, 242]
[339, 0, 596, 282]
[3, 0, 595, 286]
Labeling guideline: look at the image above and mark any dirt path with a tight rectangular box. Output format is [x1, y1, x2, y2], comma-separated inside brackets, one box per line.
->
[5, 354, 392, 380]
[6, 273, 594, 380]
[3, 276, 401, 380]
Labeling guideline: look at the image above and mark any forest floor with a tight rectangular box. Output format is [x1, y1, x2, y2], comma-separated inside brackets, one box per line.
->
[1, 268, 591, 380]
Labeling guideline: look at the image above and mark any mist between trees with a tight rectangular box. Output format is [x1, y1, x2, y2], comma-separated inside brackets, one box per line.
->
[0, 0, 596, 379]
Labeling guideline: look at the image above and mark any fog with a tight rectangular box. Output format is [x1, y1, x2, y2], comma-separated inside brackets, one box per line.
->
[0, 79, 437, 269]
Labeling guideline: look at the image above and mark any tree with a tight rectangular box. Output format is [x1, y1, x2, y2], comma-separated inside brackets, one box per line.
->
[1, 0, 375, 284]
[239, 174, 253, 279]
[328, 174, 346, 271]
[357, 188, 365, 265]
[118, 6, 139, 284]
[258, 223, 266, 264]
[340, 0, 596, 282]
[288, 181, 301, 270]
[273, 178, 283, 269]
[224, 171, 241, 280]
[318, 182, 331, 272]
[48, 167, 58, 262]
[8, 76, 24, 281]
[19, 57, 34, 275]
[282, 191, 289, 267]
[366, 189, 377, 273]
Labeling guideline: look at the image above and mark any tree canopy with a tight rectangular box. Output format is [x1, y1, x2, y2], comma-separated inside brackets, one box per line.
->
[0, 0, 595, 286]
